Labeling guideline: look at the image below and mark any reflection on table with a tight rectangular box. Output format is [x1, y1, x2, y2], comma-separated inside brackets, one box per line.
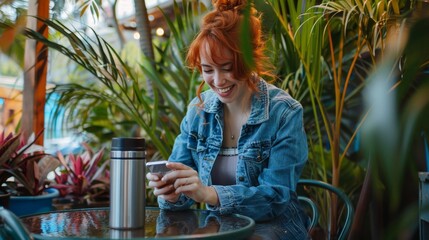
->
[20, 207, 255, 239]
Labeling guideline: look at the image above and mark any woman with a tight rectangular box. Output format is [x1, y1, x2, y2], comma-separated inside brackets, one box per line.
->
[147, 0, 309, 239]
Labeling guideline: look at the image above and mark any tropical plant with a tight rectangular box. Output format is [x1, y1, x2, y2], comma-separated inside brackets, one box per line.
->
[263, 1, 363, 237]
[264, 0, 420, 238]
[51, 143, 109, 203]
[0, 0, 27, 67]
[356, 14, 429, 240]
[40, 0, 206, 159]
[2, 0, 426, 238]
[0, 130, 60, 196]
[1, 0, 207, 207]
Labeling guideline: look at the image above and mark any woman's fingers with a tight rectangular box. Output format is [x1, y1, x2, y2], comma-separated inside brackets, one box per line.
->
[162, 169, 195, 182]
[148, 178, 170, 188]
[172, 175, 193, 188]
[146, 172, 160, 181]
[156, 185, 181, 202]
[153, 184, 175, 196]
[173, 175, 199, 193]
[148, 162, 206, 203]
[165, 162, 190, 170]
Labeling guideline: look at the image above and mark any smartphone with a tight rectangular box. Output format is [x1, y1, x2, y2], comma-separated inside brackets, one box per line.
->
[146, 160, 171, 176]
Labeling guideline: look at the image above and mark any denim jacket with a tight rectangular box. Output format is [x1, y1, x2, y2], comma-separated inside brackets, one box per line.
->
[158, 80, 309, 238]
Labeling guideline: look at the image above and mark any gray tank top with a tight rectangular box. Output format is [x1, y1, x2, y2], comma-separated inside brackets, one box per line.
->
[211, 147, 238, 186]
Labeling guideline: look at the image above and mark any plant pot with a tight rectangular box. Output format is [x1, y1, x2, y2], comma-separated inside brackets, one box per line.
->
[86, 197, 109, 208]
[52, 197, 88, 210]
[52, 196, 110, 210]
[8, 188, 60, 217]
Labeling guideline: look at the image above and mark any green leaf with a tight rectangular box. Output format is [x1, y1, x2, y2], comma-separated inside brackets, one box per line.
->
[239, 1, 254, 69]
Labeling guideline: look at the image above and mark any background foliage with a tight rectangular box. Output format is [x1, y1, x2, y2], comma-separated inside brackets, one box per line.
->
[1, 0, 429, 239]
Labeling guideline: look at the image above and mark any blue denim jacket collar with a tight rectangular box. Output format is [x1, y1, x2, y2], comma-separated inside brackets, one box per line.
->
[202, 79, 269, 125]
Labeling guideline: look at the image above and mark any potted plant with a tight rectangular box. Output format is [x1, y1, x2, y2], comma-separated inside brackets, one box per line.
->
[50, 143, 109, 210]
[0, 130, 60, 216]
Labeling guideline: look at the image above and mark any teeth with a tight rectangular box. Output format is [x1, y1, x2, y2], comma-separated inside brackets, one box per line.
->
[218, 86, 232, 93]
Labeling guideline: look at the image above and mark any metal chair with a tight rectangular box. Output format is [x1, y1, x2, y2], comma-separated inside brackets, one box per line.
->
[0, 207, 32, 240]
[297, 179, 354, 240]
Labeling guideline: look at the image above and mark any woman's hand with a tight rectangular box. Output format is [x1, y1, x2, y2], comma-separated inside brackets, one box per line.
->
[146, 171, 180, 203]
[161, 162, 219, 206]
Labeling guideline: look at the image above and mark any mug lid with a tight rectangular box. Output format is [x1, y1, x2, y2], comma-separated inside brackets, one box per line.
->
[111, 137, 145, 151]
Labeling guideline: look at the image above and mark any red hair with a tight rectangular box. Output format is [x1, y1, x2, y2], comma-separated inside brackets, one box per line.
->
[186, 0, 272, 105]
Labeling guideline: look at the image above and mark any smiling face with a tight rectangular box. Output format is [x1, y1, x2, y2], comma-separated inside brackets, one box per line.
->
[200, 42, 252, 105]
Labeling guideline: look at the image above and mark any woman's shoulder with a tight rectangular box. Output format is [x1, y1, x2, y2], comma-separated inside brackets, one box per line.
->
[267, 83, 302, 109]
[188, 90, 221, 113]
[185, 90, 220, 119]
[263, 81, 302, 110]
[248, 80, 302, 124]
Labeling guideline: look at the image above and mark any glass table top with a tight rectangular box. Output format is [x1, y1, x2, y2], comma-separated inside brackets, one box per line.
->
[20, 207, 255, 239]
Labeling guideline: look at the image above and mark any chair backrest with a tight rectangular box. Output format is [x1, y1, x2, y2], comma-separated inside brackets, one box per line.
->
[297, 179, 354, 240]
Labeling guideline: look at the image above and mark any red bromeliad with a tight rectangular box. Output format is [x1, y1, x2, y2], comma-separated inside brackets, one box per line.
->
[0, 130, 60, 196]
[53, 143, 108, 200]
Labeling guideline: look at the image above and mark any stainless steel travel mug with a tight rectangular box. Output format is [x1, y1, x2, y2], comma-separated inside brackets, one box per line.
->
[109, 137, 146, 229]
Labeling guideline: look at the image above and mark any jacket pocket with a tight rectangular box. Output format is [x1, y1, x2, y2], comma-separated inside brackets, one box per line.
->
[187, 132, 208, 161]
[241, 140, 271, 185]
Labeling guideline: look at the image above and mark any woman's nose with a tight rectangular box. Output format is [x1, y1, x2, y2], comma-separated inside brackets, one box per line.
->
[213, 71, 226, 86]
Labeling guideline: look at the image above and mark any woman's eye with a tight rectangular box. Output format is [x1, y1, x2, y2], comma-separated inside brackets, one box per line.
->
[203, 69, 213, 73]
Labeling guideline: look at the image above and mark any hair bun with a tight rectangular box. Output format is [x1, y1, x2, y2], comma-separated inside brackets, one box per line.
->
[212, 0, 247, 12]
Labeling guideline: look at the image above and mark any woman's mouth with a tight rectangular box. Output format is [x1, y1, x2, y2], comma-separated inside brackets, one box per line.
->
[213, 84, 235, 99]
[217, 86, 232, 94]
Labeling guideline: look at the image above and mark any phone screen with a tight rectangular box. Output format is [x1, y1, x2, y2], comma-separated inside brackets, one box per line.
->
[146, 160, 170, 176]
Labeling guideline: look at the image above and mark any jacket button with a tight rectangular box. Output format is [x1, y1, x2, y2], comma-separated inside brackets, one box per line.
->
[239, 176, 244, 181]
